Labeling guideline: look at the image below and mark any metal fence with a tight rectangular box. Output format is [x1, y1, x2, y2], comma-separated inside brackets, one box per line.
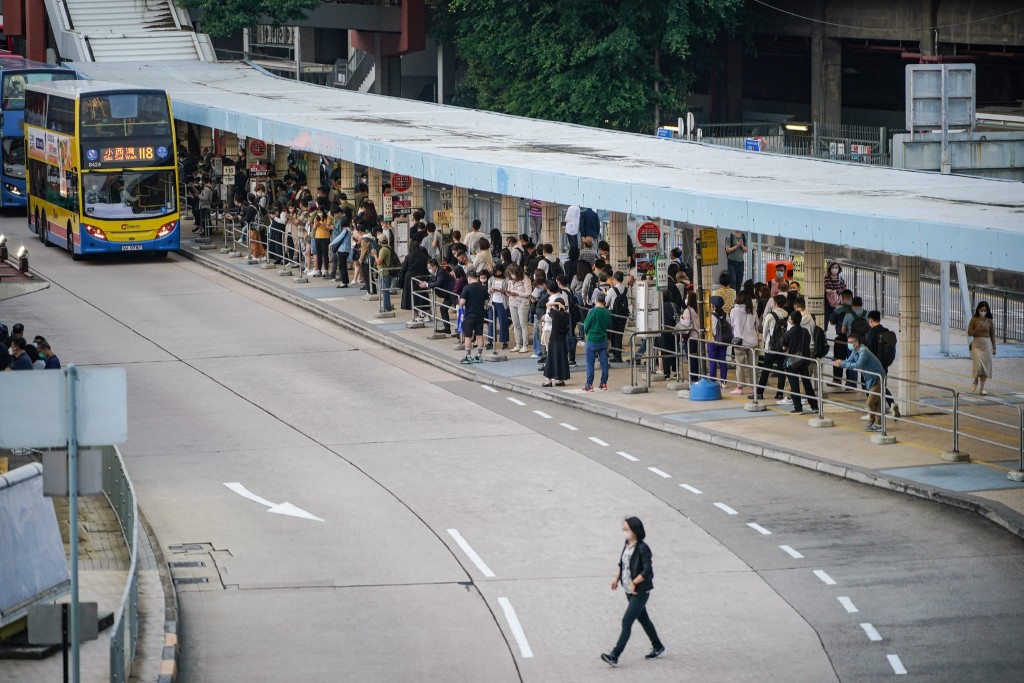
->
[104, 445, 138, 683]
[760, 247, 1024, 343]
[696, 122, 896, 167]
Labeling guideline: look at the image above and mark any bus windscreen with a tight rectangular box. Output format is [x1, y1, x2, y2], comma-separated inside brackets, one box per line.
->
[82, 170, 177, 220]
[2, 71, 75, 110]
[80, 93, 171, 139]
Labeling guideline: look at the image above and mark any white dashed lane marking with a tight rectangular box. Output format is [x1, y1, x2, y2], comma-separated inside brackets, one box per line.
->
[779, 545, 804, 559]
[616, 451, 639, 462]
[446, 529, 495, 578]
[747, 523, 772, 535]
[813, 569, 837, 586]
[838, 597, 859, 613]
[887, 654, 907, 675]
[560, 423, 578, 431]
[713, 502, 738, 515]
[533, 410, 551, 419]
[506, 397, 526, 406]
[481, 385, 499, 393]
[497, 598, 534, 659]
[680, 484, 702, 494]
[860, 623, 883, 642]
[588, 436, 609, 447]
[647, 467, 671, 479]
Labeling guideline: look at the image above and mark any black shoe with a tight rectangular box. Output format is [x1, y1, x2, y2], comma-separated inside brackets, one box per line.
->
[601, 653, 618, 667]
[790, 408, 803, 414]
[645, 646, 666, 660]
[485, 342, 494, 351]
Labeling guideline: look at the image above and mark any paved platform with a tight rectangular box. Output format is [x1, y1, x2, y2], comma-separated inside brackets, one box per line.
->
[0, 459, 167, 683]
[178, 234, 1024, 539]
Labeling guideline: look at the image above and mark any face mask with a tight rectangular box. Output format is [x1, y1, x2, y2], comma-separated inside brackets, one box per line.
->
[831, 268, 839, 274]
[623, 530, 632, 541]
[847, 343, 855, 352]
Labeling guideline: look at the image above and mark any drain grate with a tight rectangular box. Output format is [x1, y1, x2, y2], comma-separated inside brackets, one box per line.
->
[169, 561, 206, 568]
[173, 577, 209, 585]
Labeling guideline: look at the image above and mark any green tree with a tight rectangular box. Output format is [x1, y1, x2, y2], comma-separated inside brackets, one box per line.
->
[176, 0, 320, 38]
[432, 0, 742, 132]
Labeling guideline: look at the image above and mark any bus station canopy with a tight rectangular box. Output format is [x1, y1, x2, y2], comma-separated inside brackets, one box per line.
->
[76, 59, 1024, 272]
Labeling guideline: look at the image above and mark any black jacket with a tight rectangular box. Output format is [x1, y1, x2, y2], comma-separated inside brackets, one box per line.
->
[425, 267, 456, 305]
[618, 540, 655, 593]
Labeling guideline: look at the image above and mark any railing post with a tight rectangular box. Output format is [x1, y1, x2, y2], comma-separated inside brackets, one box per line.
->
[941, 391, 970, 461]
[870, 372, 896, 444]
[623, 333, 648, 394]
[808, 359, 834, 427]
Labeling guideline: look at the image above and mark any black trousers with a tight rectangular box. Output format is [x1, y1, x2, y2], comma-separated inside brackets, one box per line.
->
[334, 251, 349, 284]
[609, 320, 626, 361]
[438, 298, 452, 334]
[612, 591, 662, 657]
[787, 363, 819, 411]
[756, 353, 787, 397]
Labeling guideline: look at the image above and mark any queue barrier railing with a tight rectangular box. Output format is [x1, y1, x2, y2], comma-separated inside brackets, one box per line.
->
[104, 445, 139, 683]
[625, 329, 690, 392]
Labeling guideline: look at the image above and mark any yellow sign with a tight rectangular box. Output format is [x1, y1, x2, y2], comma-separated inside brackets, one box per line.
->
[700, 228, 719, 266]
[433, 209, 451, 234]
[792, 254, 805, 287]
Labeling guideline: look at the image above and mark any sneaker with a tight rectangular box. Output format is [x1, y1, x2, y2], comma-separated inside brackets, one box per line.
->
[501, 343, 508, 350]
[583, 385, 594, 392]
[473, 355, 483, 364]
[776, 397, 793, 405]
[645, 646, 666, 660]
[460, 356, 474, 365]
[530, 354, 540, 359]
[305, 269, 317, 276]
[891, 405, 902, 419]
[600, 653, 618, 667]
[599, 383, 608, 391]
[866, 423, 881, 432]
[790, 408, 804, 414]
[485, 343, 494, 351]
[860, 414, 871, 421]
[569, 361, 578, 368]
[773, 392, 784, 399]
[729, 388, 744, 395]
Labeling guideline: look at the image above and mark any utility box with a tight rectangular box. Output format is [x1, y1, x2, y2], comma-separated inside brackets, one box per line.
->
[635, 281, 662, 334]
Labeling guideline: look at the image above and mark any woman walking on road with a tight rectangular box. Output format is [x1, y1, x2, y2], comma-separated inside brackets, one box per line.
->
[968, 301, 996, 395]
[601, 517, 665, 667]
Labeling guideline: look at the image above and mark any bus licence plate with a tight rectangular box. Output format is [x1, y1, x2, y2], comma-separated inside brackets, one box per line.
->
[121, 245, 143, 251]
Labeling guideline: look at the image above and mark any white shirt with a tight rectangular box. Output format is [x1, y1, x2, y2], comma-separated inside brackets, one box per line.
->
[620, 544, 635, 594]
[564, 205, 580, 236]
[729, 306, 759, 348]
[464, 230, 484, 253]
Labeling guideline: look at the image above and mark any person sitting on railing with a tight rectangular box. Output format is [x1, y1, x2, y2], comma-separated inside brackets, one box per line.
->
[420, 259, 456, 335]
[865, 311, 901, 418]
[833, 332, 886, 432]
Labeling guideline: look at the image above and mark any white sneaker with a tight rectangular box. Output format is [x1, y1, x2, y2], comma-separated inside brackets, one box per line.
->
[519, 347, 530, 353]
[530, 354, 540, 359]
[776, 397, 793, 405]
[860, 414, 871, 421]
[305, 268, 317, 276]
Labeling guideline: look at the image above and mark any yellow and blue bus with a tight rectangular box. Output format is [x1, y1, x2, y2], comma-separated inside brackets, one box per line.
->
[25, 80, 180, 258]
[0, 57, 76, 207]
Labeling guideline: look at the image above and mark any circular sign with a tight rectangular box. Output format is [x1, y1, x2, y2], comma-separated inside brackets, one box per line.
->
[247, 138, 267, 157]
[636, 221, 661, 249]
[391, 174, 412, 193]
[86, 149, 98, 161]
[156, 146, 169, 159]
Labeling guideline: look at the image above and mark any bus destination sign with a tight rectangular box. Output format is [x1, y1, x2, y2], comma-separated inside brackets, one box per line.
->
[84, 143, 171, 169]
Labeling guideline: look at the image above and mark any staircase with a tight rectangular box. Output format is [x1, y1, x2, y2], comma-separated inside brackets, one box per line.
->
[44, 0, 215, 62]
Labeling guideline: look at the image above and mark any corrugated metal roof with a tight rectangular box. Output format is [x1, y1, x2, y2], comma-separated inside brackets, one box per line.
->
[74, 59, 1024, 271]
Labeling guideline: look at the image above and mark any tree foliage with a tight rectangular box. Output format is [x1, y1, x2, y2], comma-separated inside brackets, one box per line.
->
[432, 0, 742, 132]
[177, 0, 320, 38]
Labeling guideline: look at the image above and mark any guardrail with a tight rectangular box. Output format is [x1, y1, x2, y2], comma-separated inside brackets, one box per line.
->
[103, 445, 138, 683]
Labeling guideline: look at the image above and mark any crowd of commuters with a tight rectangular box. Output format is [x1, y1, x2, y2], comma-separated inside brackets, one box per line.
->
[0, 322, 61, 371]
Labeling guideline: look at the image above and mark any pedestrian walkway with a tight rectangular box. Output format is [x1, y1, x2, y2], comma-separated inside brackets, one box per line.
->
[177, 235, 1024, 539]
[0, 459, 166, 683]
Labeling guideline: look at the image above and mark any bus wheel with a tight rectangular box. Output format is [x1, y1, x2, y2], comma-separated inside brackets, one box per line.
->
[40, 213, 53, 247]
[153, 251, 169, 259]
[67, 220, 81, 261]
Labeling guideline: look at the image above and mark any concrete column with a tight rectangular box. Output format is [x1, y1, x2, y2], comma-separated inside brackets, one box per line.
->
[367, 167, 383, 213]
[337, 160, 355, 195]
[501, 195, 518, 237]
[896, 256, 921, 417]
[452, 186, 469, 236]
[804, 241, 826, 322]
[223, 132, 240, 161]
[811, 8, 842, 126]
[920, 0, 939, 57]
[199, 127, 214, 155]
[541, 202, 560, 248]
[305, 153, 320, 188]
[411, 176, 425, 217]
[608, 211, 628, 271]
[274, 145, 290, 178]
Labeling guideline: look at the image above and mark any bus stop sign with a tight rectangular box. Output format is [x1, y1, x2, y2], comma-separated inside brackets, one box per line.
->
[637, 222, 661, 250]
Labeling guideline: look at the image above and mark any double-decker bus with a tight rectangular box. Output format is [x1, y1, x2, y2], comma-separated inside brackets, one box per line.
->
[0, 57, 76, 206]
[25, 81, 180, 258]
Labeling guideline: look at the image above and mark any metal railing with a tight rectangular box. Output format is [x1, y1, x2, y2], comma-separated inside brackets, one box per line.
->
[104, 445, 138, 683]
[695, 122, 894, 167]
[759, 248, 1024, 342]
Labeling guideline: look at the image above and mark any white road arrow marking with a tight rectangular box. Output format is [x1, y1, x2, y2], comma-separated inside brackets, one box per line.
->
[223, 482, 324, 522]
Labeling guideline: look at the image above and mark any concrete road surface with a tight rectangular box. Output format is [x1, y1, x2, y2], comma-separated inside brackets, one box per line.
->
[6, 225, 1023, 682]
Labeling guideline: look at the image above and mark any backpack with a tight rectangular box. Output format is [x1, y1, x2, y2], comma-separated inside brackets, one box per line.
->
[877, 328, 898, 368]
[766, 311, 785, 352]
[812, 325, 829, 358]
[565, 289, 582, 325]
[388, 246, 401, 272]
[611, 286, 630, 318]
[713, 312, 733, 344]
[547, 257, 564, 279]
[849, 310, 870, 339]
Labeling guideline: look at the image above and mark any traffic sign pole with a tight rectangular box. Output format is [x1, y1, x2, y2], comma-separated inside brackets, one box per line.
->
[66, 365, 80, 683]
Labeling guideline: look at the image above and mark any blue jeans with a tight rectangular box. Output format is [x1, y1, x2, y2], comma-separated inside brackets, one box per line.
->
[566, 233, 578, 251]
[586, 341, 609, 387]
[490, 302, 509, 343]
[727, 260, 744, 293]
[533, 320, 542, 355]
[708, 342, 728, 380]
[381, 275, 393, 311]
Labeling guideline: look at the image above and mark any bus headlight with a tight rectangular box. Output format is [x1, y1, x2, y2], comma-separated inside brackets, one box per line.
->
[83, 224, 108, 241]
[156, 220, 177, 239]
[3, 182, 22, 196]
